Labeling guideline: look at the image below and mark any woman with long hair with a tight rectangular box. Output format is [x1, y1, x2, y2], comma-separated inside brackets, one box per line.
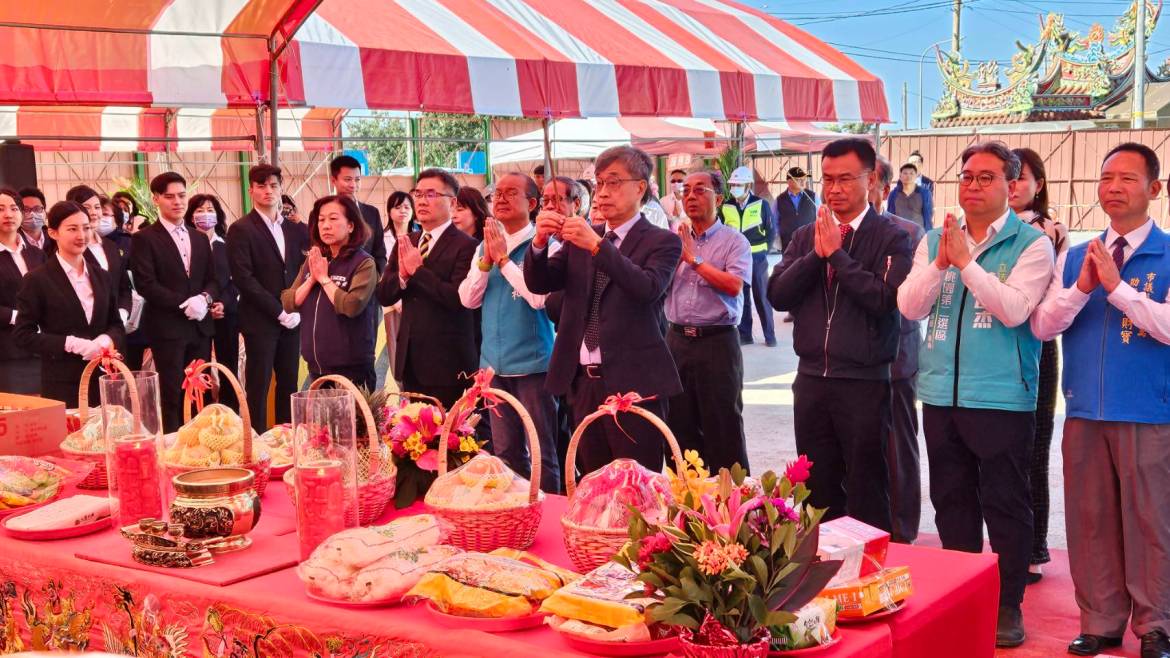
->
[1009, 147, 1068, 584]
[185, 194, 239, 408]
[453, 187, 489, 241]
[281, 195, 377, 389]
[0, 188, 45, 394]
[381, 191, 417, 383]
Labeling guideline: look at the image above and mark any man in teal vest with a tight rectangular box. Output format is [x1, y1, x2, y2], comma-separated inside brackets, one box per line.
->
[458, 173, 559, 493]
[898, 141, 1054, 648]
[723, 166, 776, 346]
[1032, 143, 1170, 658]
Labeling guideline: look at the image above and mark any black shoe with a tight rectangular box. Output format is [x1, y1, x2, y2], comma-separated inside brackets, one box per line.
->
[765, 338, 778, 347]
[1142, 630, 1170, 658]
[739, 336, 753, 346]
[1068, 634, 1122, 656]
[1026, 571, 1043, 585]
[996, 605, 1026, 648]
[782, 313, 794, 323]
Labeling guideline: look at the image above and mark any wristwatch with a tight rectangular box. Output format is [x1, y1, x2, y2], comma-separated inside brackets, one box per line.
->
[691, 256, 704, 268]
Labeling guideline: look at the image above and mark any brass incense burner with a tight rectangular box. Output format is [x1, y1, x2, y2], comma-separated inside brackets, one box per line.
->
[169, 467, 261, 553]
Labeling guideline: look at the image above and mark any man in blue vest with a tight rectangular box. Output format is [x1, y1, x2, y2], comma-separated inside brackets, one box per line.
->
[1032, 143, 1170, 658]
[459, 173, 560, 494]
[723, 166, 777, 346]
[898, 141, 1054, 648]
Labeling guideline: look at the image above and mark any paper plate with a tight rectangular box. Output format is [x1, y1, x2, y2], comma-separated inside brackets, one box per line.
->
[560, 633, 681, 656]
[2, 512, 111, 541]
[424, 603, 546, 632]
[768, 631, 841, 656]
[306, 591, 401, 608]
[836, 600, 906, 624]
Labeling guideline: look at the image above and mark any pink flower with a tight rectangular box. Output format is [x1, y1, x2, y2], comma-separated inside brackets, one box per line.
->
[771, 497, 799, 523]
[785, 455, 813, 485]
[415, 449, 439, 472]
[637, 532, 673, 569]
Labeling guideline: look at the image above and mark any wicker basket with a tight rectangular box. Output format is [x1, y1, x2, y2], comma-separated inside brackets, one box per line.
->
[424, 386, 543, 551]
[168, 360, 272, 496]
[561, 403, 686, 573]
[59, 357, 140, 489]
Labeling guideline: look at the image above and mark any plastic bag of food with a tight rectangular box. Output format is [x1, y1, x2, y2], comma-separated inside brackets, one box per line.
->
[423, 454, 536, 511]
[406, 552, 573, 617]
[564, 459, 671, 528]
[62, 405, 134, 453]
[257, 424, 294, 469]
[162, 404, 264, 468]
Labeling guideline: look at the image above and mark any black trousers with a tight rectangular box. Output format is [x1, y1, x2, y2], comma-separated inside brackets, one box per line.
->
[792, 373, 892, 532]
[666, 327, 749, 473]
[923, 404, 1034, 607]
[242, 329, 299, 434]
[1030, 340, 1059, 565]
[212, 313, 240, 409]
[888, 376, 922, 543]
[152, 335, 211, 432]
[0, 357, 40, 395]
[309, 363, 376, 392]
[569, 367, 669, 475]
[737, 252, 776, 344]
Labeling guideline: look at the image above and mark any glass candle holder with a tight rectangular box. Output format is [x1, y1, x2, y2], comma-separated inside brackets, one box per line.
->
[291, 388, 358, 561]
[101, 371, 165, 528]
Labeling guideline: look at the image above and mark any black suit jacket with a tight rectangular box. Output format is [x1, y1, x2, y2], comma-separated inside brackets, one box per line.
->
[376, 224, 477, 387]
[358, 202, 388, 274]
[130, 220, 217, 341]
[523, 216, 684, 397]
[0, 242, 45, 360]
[227, 210, 308, 338]
[775, 189, 817, 250]
[14, 255, 126, 388]
[86, 237, 133, 314]
[884, 211, 926, 380]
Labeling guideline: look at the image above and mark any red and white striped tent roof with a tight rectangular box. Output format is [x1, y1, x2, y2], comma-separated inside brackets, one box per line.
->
[0, 1, 887, 148]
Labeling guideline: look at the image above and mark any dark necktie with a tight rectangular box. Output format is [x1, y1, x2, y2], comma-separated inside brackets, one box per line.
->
[826, 224, 853, 287]
[418, 232, 432, 259]
[583, 231, 618, 351]
[1112, 236, 1127, 273]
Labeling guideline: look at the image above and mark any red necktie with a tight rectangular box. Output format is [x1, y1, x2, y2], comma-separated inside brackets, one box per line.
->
[826, 224, 853, 287]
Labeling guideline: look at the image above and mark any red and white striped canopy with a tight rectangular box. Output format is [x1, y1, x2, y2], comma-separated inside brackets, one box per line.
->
[0, 1, 887, 125]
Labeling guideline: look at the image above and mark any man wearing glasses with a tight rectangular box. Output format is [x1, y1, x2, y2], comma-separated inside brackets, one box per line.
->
[768, 137, 912, 535]
[376, 168, 477, 409]
[18, 188, 50, 253]
[524, 145, 682, 474]
[898, 141, 1053, 648]
[665, 170, 752, 472]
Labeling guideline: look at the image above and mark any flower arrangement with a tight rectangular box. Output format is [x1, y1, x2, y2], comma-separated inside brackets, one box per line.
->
[382, 399, 481, 508]
[616, 456, 840, 654]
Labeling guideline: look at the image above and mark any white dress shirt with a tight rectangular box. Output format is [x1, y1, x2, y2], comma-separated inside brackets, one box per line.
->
[898, 209, 1054, 328]
[256, 208, 285, 261]
[580, 213, 640, 365]
[1032, 218, 1170, 345]
[459, 223, 547, 311]
[400, 220, 452, 287]
[0, 239, 27, 276]
[159, 217, 192, 274]
[20, 229, 44, 250]
[57, 252, 95, 324]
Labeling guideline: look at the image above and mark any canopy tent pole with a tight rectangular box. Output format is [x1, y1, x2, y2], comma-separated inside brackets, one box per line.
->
[268, 37, 279, 166]
[542, 117, 556, 182]
[735, 121, 745, 165]
[482, 117, 493, 184]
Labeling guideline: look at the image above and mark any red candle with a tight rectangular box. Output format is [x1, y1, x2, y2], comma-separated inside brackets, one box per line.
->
[295, 459, 345, 561]
[112, 434, 162, 527]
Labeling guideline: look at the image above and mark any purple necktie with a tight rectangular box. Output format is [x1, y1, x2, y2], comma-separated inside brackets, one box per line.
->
[1112, 236, 1127, 273]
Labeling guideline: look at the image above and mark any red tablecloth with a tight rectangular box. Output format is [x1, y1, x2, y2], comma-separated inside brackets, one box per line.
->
[0, 487, 997, 657]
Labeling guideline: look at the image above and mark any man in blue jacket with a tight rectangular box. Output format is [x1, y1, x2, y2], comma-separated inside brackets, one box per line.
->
[1032, 142, 1170, 658]
[767, 137, 913, 534]
[898, 141, 1054, 648]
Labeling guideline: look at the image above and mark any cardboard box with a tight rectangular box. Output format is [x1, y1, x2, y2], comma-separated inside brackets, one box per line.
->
[0, 394, 66, 457]
[821, 566, 913, 618]
[817, 516, 890, 587]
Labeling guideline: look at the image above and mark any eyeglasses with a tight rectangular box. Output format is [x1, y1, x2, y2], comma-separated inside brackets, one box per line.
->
[541, 195, 575, 207]
[495, 188, 526, 201]
[958, 172, 1004, 188]
[22, 205, 43, 214]
[410, 189, 455, 201]
[821, 171, 870, 189]
[594, 177, 641, 191]
[682, 185, 715, 197]
[669, 179, 685, 185]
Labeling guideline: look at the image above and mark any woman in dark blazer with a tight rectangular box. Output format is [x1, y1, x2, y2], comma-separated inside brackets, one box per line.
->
[0, 188, 45, 394]
[186, 194, 240, 408]
[15, 202, 125, 406]
[67, 185, 134, 322]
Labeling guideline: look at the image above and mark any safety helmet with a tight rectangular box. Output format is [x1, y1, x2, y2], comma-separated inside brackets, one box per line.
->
[728, 166, 753, 185]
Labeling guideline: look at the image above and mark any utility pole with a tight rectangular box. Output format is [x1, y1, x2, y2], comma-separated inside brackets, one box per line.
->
[1135, 0, 1148, 128]
[902, 82, 909, 129]
[952, 0, 962, 55]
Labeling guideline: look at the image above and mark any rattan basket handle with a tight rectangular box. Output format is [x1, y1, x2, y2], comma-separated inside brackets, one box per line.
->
[182, 360, 251, 461]
[308, 374, 381, 475]
[565, 400, 686, 499]
[384, 391, 445, 413]
[437, 387, 541, 504]
[78, 356, 143, 434]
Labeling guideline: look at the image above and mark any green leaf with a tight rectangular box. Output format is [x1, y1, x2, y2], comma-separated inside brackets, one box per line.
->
[661, 613, 701, 629]
[783, 526, 798, 557]
[748, 555, 769, 587]
[730, 463, 747, 486]
[637, 572, 665, 589]
[748, 595, 768, 625]
[761, 471, 777, 497]
[766, 610, 797, 627]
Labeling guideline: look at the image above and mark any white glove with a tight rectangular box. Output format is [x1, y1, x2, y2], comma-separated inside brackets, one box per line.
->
[118, 308, 129, 326]
[93, 334, 114, 351]
[277, 311, 301, 330]
[179, 295, 209, 321]
[65, 336, 101, 361]
[8, 310, 16, 325]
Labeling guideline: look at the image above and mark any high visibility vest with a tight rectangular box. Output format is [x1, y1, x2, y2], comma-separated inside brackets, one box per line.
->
[721, 200, 767, 253]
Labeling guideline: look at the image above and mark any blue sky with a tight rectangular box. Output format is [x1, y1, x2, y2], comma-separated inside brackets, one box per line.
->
[742, 0, 1170, 129]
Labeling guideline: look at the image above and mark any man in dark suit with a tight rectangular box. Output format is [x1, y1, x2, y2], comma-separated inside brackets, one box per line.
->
[775, 166, 817, 251]
[376, 168, 477, 409]
[330, 155, 387, 274]
[525, 145, 683, 474]
[130, 172, 218, 431]
[18, 187, 51, 253]
[227, 165, 309, 433]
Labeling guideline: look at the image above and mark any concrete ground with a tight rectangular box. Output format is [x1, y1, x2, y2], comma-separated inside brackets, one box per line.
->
[739, 255, 1067, 551]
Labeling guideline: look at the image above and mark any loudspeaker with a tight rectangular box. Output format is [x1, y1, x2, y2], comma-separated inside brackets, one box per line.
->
[0, 142, 36, 191]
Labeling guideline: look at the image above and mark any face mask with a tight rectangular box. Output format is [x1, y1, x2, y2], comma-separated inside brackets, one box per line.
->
[671, 182, 684, 195]
[729, 185, 747, 199]
[96, 216, 116, 237]
[193, 213, 218, 231]
[22, 212, 43, 233]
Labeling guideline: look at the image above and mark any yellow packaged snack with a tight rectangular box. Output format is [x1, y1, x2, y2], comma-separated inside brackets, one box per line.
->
[406, 552, 571, 618]
[541, 561, 656, 639]
[820, 565, 912, 618]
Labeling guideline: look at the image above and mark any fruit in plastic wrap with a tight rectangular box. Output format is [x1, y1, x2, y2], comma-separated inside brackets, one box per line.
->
[61, 405, 134, 453]
[406, 551, 575, 617]
[0, 457, 65, 510]
[564, 459, 671, 528]
[162, 404, 266, 468]
[423, 454, 538, 511]
[258, 424, 294, 468]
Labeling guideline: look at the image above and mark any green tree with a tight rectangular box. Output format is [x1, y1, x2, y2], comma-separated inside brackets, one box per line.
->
[823, 122, 874, 134]
[346, 112, 486, 173]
